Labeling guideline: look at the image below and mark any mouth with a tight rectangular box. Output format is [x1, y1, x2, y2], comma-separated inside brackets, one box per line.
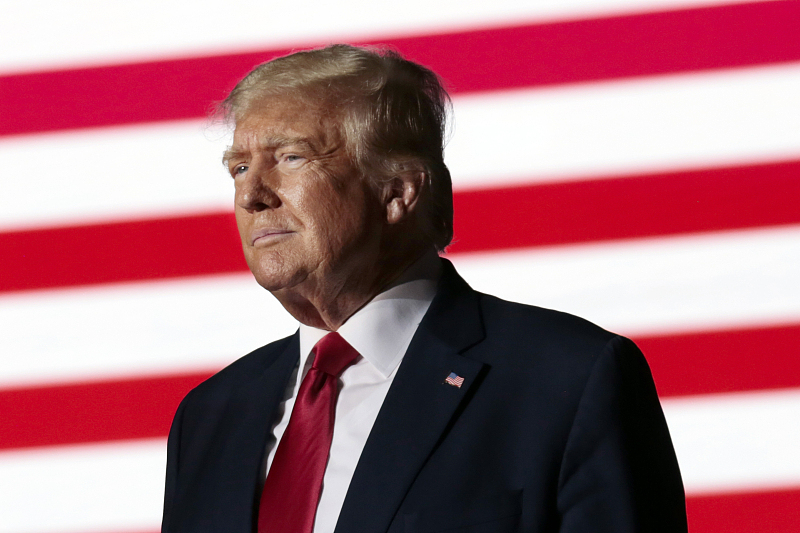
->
[250, 228, 294, 246]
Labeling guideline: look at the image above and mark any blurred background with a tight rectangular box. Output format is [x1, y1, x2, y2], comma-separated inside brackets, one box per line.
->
[2, 0, 799, 531]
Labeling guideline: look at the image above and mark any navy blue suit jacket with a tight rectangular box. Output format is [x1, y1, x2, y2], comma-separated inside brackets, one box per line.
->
[162, 260, 687, 532]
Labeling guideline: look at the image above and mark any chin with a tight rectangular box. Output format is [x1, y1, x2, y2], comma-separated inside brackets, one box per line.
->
[250, 263, 308, 293]
[250, 270, 292, 292]
[244, 244, 322, 294]
[252, 276, 283, 292]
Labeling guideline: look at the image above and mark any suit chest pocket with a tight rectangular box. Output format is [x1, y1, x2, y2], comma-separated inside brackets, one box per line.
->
[402, 491, 522, 533]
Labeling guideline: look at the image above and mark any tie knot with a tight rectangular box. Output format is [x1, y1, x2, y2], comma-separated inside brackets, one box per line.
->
[311, 332, 360, 377]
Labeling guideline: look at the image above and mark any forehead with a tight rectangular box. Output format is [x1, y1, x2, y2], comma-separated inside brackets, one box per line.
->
[232, 94, 343, 150]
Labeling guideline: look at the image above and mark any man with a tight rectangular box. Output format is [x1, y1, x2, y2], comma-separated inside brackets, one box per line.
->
[161, 45, 687, 533]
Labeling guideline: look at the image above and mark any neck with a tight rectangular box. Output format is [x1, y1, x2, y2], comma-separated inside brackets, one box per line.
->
[272, 241, 434, 331]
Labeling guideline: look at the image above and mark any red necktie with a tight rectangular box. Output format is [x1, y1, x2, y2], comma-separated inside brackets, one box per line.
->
[258, 332, 360, 533]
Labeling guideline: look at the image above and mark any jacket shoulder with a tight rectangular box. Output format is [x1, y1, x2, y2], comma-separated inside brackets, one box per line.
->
[476, 292, 619, 358]
[184, 333, 297, 404]
[468, 292, 661, 437]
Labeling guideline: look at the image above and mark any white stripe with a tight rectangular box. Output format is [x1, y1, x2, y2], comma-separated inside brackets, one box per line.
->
[451, 224, 800, 338]
[0, 0, 768, 75]
[2, 63, 799, 231]
[0, 439, 165, 533]
[1, 388, 799, 533]
[2, 224, 799, 388]
[663, 388, 800, 494]
[0, 274, 297, 388]
[447, 62, 800, 190]
[0, 120, 233, 231]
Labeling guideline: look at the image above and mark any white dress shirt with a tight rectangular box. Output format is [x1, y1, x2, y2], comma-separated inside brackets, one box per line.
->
[263, 251, 442, 533]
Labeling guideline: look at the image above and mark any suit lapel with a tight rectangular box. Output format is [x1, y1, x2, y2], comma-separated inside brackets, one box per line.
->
[334, 261, 487, 533]
[206, 333, 300, 532]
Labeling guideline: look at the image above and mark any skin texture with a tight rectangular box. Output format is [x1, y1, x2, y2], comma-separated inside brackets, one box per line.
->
[225, 94, 430, 330]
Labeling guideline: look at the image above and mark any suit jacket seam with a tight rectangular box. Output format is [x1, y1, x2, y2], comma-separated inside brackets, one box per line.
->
[555, 334, 623, 494]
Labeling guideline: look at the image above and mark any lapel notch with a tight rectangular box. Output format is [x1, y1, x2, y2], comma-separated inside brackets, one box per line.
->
[335, 260, 488, 533]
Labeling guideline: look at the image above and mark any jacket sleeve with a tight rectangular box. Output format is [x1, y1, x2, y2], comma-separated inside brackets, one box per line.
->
[556, 336, 688, 532]
[161, 394, 188, 533]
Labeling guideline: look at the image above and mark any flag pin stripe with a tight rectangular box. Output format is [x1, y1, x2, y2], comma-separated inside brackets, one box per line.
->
[445, 372, 464, 388]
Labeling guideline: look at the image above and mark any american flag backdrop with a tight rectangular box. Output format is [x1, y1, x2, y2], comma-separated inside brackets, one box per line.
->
[2, 0, 800, 531]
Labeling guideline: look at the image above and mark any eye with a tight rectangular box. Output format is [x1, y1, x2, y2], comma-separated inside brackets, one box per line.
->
[232, 164, 248, 177]
[279, 153, 306, 166]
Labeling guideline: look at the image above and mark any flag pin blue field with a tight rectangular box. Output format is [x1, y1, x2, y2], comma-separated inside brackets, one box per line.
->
[445, 372, 465, 388]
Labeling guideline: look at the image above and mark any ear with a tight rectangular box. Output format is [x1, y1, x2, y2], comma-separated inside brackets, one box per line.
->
[384, 170, 426, 225]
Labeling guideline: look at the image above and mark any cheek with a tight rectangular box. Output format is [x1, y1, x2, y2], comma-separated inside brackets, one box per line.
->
[315, 194, 369, 241]
[285, 167, 378, 257]
[291, 179, 351, 231]
[234, 207, 248, 239]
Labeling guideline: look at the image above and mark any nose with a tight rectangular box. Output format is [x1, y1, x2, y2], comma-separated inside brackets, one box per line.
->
[236, 166, 282, 213]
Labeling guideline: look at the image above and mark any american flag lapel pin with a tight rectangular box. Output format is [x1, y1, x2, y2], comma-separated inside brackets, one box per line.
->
[444, 372, 465, 388]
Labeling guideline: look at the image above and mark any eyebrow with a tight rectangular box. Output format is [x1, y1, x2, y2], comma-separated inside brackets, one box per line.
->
[221, 148, 246, 166]
[221, 136, 316, 166]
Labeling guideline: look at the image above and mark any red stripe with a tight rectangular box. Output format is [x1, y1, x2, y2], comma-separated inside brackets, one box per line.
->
[636, 323, 800, 397]
[2, 1, 799, 136]
[0, 371, 213, 450]
[449, 159, 800, 254]
[1, 211, 246, 292]
[2, 322, 798, 450]
[3, 159, 798, 293]
[687, 486, 800, 533]
[17, 488, 800, 533]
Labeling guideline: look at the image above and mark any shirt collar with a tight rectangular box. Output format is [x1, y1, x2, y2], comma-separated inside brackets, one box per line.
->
[298, 250, 441, 378]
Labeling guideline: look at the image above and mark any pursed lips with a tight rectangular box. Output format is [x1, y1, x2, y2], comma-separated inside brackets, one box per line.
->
[250, 227, 294, 246]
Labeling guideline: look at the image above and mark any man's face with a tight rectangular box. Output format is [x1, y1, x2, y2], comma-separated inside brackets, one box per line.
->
[226, 95, 384, 295]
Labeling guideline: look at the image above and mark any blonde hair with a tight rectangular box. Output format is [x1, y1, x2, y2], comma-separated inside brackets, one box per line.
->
[220, 44, 454, 251]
